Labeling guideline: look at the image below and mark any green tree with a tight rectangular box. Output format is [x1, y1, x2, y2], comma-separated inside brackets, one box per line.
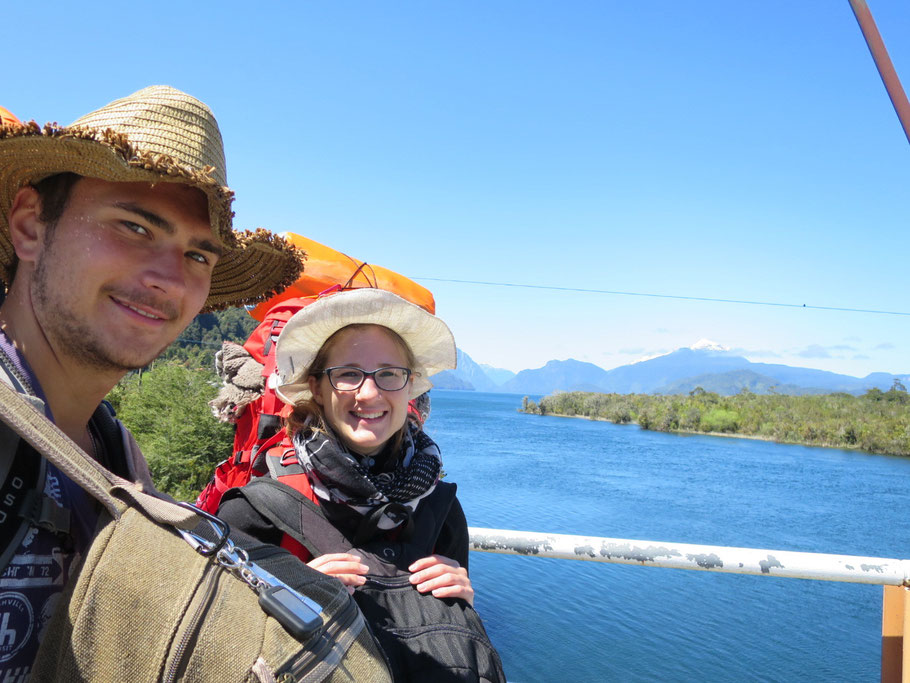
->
[108, 361, 234, 501]
[884, 379, 909, 404]
[864, 387, 885, 401]
[693, 407, 740, 433]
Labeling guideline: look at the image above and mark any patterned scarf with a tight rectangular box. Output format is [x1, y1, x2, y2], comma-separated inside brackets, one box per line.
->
[292, 421, 442, 534]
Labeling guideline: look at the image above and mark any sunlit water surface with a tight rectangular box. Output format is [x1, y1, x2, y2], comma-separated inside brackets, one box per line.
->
[425, 390, 910, 682]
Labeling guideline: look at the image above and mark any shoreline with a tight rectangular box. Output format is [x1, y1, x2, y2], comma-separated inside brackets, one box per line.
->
[527, 410, 903, 457]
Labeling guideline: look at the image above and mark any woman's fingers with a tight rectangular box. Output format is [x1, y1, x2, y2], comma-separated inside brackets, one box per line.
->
[308, 553, 369, 587]
[307, 552, 475, 603]
[408, 555, 474, 606]
[408, 554, 459, 573]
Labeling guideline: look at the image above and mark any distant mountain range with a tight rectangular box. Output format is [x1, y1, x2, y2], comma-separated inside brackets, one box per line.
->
[432, 342, 909, 397]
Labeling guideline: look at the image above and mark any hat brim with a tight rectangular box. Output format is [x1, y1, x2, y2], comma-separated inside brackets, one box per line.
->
[275, 288, 456, 405]
[0, 124, 303, 311]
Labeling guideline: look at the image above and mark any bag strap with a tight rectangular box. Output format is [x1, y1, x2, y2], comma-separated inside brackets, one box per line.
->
[224, 477, 346, 558]
[228, 478, 460, 561]
[91, 400, 130, 479]
[0, 378, 197, 529]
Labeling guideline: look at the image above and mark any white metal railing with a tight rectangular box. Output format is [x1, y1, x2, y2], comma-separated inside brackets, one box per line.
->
[467, 527, 910, 587]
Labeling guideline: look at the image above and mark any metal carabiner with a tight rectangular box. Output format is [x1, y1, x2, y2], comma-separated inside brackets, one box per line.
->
[175, 502, 231, 557]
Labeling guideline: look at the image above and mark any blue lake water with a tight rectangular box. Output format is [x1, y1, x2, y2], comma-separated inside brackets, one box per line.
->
[424, 390, 910, 682]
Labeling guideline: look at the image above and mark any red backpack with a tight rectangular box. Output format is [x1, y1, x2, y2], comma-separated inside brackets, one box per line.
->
[196, 296, 315, 513]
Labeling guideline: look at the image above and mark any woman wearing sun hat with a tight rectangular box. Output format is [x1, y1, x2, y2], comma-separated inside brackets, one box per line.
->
[216, 287, 505, 681]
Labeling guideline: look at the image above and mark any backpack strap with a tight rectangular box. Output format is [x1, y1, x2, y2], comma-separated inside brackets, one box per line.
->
[0, 360, 65, 561]
[90, 400, 131, 479]
[0, 434, 46, 572]
[223, 477, 347, 559]
[226, 477, 460, 567]
[258, 320, 285, 418]
[0, 399, 128, 553]
[264, 438, 303, 479]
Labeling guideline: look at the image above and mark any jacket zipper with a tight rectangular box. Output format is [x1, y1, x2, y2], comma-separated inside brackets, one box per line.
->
[163, 564, 221, 683]
[363, 575, 411, 589]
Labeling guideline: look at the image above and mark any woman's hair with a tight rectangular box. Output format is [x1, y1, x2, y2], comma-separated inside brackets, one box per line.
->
[286, 323, 419, 452]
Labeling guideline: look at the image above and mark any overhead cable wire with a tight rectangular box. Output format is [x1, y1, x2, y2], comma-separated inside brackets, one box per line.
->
[409, 277, 910, 318]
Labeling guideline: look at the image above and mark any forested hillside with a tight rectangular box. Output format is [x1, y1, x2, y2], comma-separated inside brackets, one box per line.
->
[522, 384, 910, 457]
[159, 307, 259, 368]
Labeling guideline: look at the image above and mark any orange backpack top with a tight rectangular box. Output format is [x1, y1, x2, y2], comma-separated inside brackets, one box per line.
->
[246, 234, 435, 321]
[0, 106, 22, 127]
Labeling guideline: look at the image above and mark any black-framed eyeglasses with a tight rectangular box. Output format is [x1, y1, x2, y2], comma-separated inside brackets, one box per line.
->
[323, 366, 412, 392]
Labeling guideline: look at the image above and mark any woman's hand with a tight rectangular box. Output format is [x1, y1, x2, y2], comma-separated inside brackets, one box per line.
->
[308, 553, 369, 594]
[408, 555, 474, 606]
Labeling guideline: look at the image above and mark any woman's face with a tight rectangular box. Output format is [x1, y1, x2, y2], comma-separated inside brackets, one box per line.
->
[308, 325, 413, 456]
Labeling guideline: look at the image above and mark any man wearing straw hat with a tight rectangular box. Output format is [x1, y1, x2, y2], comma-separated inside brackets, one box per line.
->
[0, 87, 302, 677]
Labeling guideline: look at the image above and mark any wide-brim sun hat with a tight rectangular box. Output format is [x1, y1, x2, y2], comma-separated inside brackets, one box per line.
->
[276, 288, 457, 404]
[0, 86, 303, 311]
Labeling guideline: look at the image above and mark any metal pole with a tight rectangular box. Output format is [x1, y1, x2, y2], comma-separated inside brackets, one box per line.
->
[848, 0, 910, 145]
[468, 528, 910, 587]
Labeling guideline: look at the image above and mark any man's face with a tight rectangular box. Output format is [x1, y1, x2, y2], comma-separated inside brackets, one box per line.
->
[30, 177, 219, 372]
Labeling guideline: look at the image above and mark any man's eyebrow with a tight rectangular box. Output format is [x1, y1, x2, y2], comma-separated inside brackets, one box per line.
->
[114, 202, 173, 232]
[112, 201, 223, 258]
[192, 238, 223, 259]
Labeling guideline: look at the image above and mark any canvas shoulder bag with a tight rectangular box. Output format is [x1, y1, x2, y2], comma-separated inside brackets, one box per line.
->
[0, 379, 391, 682]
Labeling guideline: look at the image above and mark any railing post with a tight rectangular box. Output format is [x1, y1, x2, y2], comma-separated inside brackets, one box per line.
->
[882, 586, 910, 682]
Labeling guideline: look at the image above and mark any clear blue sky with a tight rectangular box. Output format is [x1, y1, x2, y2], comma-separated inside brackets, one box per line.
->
[4, 1, 908, 377]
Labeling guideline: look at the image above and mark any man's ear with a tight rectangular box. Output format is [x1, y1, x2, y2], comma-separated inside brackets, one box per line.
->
[308, 375, 324, 406]
[7, 187, 47, 265]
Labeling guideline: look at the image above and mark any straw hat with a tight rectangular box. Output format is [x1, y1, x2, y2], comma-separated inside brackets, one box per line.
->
[0, 86, 303, 310]
[276, 288, 457, 404]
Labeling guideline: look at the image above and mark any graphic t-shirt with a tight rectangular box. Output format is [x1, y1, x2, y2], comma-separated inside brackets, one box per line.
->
[0, 332, 99, 681]
[0, 464, 83, 681]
